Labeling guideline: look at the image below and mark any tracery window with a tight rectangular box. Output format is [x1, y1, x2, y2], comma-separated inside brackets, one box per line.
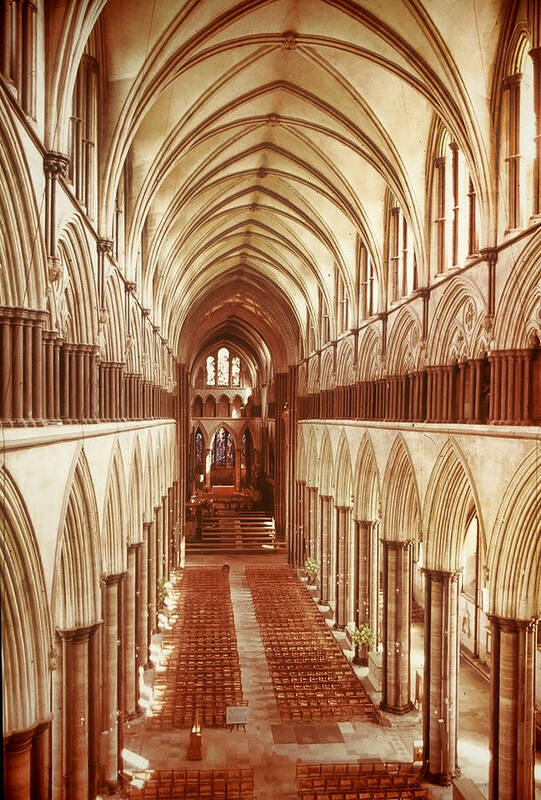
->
[385, 193, 417, 300]
[206, 356, 215, 385]
[69, 37, 99, 218]
[204, 347, 243, 387]
[194, 430, 204, 471]
[0, 0, 36, 116]
[462, 514, 479, 600]
[357, 239, 379, 321]
[431, 130, 478, 273]
[502, 40, 536, 228]
[231, 356, 241, 387]
[211, 427, 234, 466]
[217, 347, 229, 385]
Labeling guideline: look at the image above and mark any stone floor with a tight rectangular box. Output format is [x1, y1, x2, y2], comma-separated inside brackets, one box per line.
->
[121, 552, 541, 800]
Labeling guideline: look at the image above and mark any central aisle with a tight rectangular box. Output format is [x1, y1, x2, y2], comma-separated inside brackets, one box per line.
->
[124, 554, 451, 799]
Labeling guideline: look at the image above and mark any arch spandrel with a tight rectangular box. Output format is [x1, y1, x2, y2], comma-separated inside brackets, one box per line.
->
[296, 426, 308, 484]
[318, 428, 335, 498]
[305, 429, 319, 488]
[333, 431, 353, 508]
[128, 436, 144, 545]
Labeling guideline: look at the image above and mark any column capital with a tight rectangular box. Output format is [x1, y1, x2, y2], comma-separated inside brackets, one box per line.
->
[422, 566, 462, 581]
[381, 538, 413, 550]
[486, 613, 537, 632]
[56, 622, 101, 643]
[480, 246, 498, 267]
[102, 571, 126, 587]
[3, 725, 36, 753]
[97, 237, 114, 256]
[43, 151, 70, 179]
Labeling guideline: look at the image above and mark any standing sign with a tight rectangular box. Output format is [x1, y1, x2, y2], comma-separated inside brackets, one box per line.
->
[226, 706, 249, 730]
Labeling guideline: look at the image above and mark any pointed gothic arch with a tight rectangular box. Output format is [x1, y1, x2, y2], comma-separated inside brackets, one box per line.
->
[1, 467, 52, 733]
[488, 449, 541, 618]
[386, 307, 423, 375]
[102, 441, 128, 575]
[428, 279, 488, 364]
[381, 435, 421, 542]
[353, 433, 381, 522]
[356, 325, 382, 381]
[52, 447, 101, 629]
[423, 438, 486, 572]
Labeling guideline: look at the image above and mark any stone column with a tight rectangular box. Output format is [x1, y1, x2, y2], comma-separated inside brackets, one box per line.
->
[125, 544, 139, 718]
[381, 539, 413, 714]
[161, 494, 169, 582]
[31, 316, 45, 425]
[148, 520, 158, 635]
[422, 568, 461, 785]
[61, 625, 94, 799]
[319, 495, 332, 605]
[155, 504, 163, 591]
[3, 726, 35, 800]
[102, 574, 123, 791]
[308, 487, 318, 559]
[11, 311, 24, 424]
[31, 720, 51, 800]
[353, 520, 371, 664]
[88, 623, 101, 800]
[140, 524, 151, 669]
[370, 522, 380, 648]
[334, 506, 350, 629]
[488, 616, 536, 800]
[1, 312, 13, 422]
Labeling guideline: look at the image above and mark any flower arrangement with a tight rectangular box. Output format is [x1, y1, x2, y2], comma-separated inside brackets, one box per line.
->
[304, 557, 320, 584]
[352, 622, 375, 649]
[158, 577, 172, 605]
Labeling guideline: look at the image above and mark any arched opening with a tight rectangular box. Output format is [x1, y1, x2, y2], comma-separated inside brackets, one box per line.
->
[210, 427, 235, 486]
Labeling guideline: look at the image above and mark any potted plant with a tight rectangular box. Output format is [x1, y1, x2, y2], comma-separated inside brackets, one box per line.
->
[158, 577, 172, 606]
[351, 622, 375, 664]
[303, 556, 320, 585]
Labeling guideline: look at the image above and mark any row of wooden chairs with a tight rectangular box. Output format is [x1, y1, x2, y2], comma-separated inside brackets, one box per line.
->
[298, 775, 422, 791]
[245, 567, 376, 723]
[129, 768, 254, 799]
[296, 764, 417, 778]
[297, 791, 427, 800]
[295, 762, 426, 800]
[147, 567, 244, 728]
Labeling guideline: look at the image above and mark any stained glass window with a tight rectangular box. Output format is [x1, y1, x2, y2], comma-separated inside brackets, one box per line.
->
[206, 356, 215, 385]
[241, 432, 246, 468]
[217, 347, 229, 385]
[212, 427, 234, 466]
[231, 356, 240, 386]
[195, 430, 204, 470]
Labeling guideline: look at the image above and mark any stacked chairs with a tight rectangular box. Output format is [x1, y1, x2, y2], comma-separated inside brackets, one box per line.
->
[295, 762, 428, 800]
[129, 768, 254, 799]
[245, 567, 376, 723]
[147, 567, 244, 728]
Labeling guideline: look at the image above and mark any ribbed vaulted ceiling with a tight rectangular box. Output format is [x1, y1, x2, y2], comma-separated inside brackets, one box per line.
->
[95, 0, 500, 374]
